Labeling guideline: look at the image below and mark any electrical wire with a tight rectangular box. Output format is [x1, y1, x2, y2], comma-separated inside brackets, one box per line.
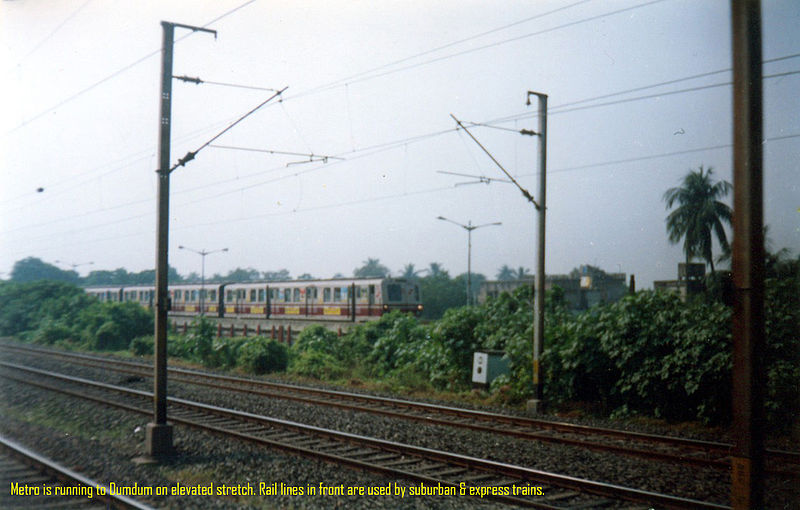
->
[4, 0, 258, 135]
[6, 133, 798, 256]
[290, 0, 671, 99]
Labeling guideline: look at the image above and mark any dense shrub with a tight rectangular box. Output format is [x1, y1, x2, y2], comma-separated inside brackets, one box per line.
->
[237, 338, 289, 374]
[292, 325, 339, 356]
[367, 312, 427, 376]
[130, 335, 154, 356]
[79, 302, 153, 351]
[32, 320, 75, 345]
[289, 350, 349, 380]
[0, 281, 86, 336]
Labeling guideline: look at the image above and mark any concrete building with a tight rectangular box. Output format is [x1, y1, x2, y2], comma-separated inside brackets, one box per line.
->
[478, 266, 628, 310]
[653, 263, 706, 300]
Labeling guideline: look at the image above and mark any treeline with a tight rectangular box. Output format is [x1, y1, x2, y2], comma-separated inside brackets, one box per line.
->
[8, 257, 512, 319]
[3, 250, 797, 430]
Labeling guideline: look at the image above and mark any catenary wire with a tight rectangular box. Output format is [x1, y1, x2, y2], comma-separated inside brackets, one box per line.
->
[4, 0, 258, 135]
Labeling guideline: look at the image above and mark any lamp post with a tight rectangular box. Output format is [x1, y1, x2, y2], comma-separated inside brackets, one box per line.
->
[55, 260, 94, 273]
[178, 246, 228, 315]
[437, 216, 501, 305]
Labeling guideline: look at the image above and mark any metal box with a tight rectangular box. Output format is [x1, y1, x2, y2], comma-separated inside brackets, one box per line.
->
[472, 350, 510, 387]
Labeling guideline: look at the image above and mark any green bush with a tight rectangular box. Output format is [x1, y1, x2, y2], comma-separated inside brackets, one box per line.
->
[93, 321, 127, 350]
[292, 325, 339, 356]
[0, 281, 87, 336]
[237, 338, 289, 374]
[32, 320, 74, 345]
[367, 312, 427, 376]
[131, 335, 154, 356]
[288, 350, 349, 380]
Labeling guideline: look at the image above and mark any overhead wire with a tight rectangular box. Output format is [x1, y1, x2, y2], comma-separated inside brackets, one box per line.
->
[5, 55, 799, 238]
[6, 132, 798, 257]
[288, 0, 672, 100]
[4, 0, 259, 135]
[315, 0, 593, 92]
[15, 0, 93, 65]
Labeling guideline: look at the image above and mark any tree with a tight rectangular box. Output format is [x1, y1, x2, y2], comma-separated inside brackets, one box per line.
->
[10, 257, 79, 284]
[401, 263, 427, 280]
[663, 165, 732, 273]
[263, 269, 291, 281]
[427, 262, 448, 278]
[297, 273, 314, 280]
[353, 258, 390, 278]
[224, 267, 261, 281]
[496, 265, 515, 281]
[514, 266, 532, 279]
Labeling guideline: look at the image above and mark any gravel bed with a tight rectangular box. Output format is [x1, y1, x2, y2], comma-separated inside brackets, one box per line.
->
[0, 378, 501, 509]
[2, 347, 798, 508]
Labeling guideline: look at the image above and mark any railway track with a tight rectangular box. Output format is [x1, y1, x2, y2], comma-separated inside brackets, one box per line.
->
[0, 434, 154, 510]
[2, 342, 797, 477]
[0, 360, 731, 509]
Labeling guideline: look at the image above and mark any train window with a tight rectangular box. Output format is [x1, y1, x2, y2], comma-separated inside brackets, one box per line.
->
[387, 284, 402, 302]
[250, 289, 256, 302]
[414, 285, 420, 302]
[293, 288, 300, 302]
[323, 288, 331, 302]
[209, 290, 216, 301]
[192, 290, 198, 301]
[258, 289, 265, 302]
[333, 287, 342, 302]
[226, 290, 233, 302]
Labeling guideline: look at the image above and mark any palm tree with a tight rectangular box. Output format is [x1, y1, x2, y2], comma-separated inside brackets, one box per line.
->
[663, 165, 732, 273]
[514, 266, 532, 279]
[401, 263, 428, 280]
[496, 265, 514, 280]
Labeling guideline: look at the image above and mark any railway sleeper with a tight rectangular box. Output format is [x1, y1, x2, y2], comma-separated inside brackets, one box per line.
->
[563, 497, 615, 508]
[358, 453, 399, 463]
[379, 457, 423, 468]
[425, 466, 468, 478]
[458, 473, 495, 483]
[538, 490, 581, 502]
[340, 449, 383, 459]
[318, 444, 363, 455]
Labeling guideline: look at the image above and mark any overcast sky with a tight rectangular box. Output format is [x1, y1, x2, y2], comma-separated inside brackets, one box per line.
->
[1, 0, 798, 287]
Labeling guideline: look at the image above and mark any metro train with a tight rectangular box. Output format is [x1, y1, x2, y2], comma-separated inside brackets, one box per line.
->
[85, 277, 423, 321]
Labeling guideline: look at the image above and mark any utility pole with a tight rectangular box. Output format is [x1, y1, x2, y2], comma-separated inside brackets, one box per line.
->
[437, 216, 501, 305]
[730, 1, 765, 508]
[147, 21, 217, 459]
[527, 90, 547, 414]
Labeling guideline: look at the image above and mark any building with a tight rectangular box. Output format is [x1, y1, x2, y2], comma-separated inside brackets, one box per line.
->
[477, 266, 628, 310]
[653, 263, 706, 300]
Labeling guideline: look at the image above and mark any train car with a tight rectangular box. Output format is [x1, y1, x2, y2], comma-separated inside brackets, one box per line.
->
[169, 283, 224, 317]
[222, 278, 421, 321]
[85, 286, 124, 303]
[122, 285, 155, 309]
[84, 277, 422, 322]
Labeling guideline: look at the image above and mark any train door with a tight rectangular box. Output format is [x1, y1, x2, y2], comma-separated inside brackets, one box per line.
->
[368, 285, 375, 315]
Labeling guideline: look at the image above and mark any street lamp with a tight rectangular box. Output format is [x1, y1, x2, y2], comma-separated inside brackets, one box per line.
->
[437, 216, 501, 305]
[55, 260, 94, 272]
[178, 245, 228, 315]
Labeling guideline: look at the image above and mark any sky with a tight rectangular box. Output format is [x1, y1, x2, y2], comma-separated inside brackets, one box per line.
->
[1, 0, 798, 288]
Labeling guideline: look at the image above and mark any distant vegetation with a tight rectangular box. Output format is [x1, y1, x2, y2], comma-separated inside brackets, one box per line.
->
[2, 249, 797, 432]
